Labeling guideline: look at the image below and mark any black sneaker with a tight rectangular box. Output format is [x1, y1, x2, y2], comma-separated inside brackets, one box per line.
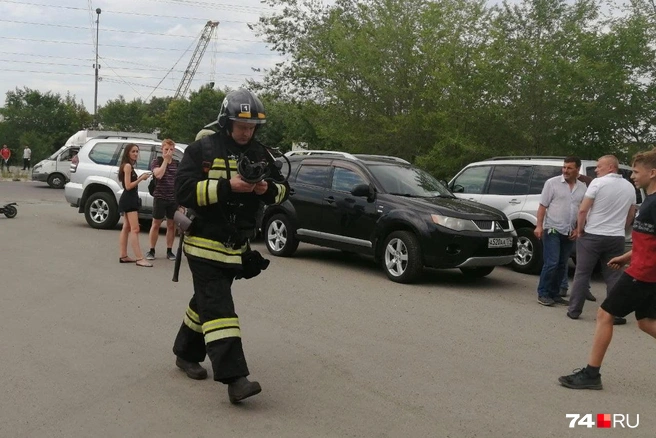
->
[552, 296, 569, 305]
[559, 288, 568, 297]
[167, 251, 176, 261]
[585, 292, 597, 302]
[558, 368, 602, 390]
[566, 311, 579, 320]
[145, 250, 155, 261]
[613, 316, 627, 325]
[175, 357, 208, 380]
[538, 296, 555, 306]
[228, 377, 262, 404]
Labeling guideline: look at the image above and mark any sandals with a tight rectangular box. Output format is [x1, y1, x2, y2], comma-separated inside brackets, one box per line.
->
[119, 256, 136, 263]
[135, 258, 153, 268]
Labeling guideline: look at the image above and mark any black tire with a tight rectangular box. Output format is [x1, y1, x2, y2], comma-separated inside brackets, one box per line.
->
[4, 205, 17, 218]
[381, 231, 423, 283]
[460, 266, 495, 278]
[511, 227, 542, 274]
[264, 214, 299, 257]
[47, 173, 66, 189]
[84, 192, 119, 229]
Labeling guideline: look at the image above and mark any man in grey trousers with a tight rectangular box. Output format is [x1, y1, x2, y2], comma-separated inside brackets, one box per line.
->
[567, 155, 636, 324]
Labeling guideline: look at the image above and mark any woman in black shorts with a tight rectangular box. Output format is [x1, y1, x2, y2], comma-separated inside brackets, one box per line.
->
[118, 143, 152, 267]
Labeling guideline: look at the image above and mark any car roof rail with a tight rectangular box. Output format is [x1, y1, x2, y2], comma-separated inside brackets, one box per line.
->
[353, 154, 410, 164]
[484, 155, 567, 161]
[284, 150, 357, 159]
[91, 134, 160, 141]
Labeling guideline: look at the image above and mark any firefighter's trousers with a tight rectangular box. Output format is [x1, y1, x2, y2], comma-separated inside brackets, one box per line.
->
[173, 256, 249, 383]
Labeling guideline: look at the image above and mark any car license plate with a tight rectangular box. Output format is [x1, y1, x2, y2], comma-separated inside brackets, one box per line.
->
[488, 237, 513, 248]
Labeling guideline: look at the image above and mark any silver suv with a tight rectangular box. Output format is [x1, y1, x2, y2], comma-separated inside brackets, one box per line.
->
[448, 156, 643, 274]
[64, 135, 187, 229]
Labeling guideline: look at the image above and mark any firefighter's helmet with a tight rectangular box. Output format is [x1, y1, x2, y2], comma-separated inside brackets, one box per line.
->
[217, 89, 266, 131]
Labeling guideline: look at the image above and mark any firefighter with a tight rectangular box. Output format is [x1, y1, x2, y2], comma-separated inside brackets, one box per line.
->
[172, 89, 289, 403]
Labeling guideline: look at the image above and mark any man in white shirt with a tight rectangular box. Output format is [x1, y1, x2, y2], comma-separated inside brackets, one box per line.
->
[567, 155, 637, 324]
[22, 144, 31, 170]
[535, 157, 587, 306]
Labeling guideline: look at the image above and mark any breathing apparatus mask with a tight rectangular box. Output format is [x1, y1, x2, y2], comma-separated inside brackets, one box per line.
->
[236, 147, 291, 184]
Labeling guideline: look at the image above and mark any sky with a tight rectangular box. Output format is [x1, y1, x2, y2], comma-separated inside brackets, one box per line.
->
[0, 0, 286, 113]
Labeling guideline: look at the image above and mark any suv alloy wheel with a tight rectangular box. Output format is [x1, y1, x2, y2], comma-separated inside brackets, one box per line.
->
[381, 231, 423, 283]
[84, 192, 120, 229]
[511, 227, 542, 274]
[265, 214, 299, 257]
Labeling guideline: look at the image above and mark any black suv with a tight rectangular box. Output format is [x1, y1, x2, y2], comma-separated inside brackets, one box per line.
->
[261, 152, 517, 283]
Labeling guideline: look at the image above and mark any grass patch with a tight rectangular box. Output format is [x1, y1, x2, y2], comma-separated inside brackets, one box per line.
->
[1, 167, 31, 180]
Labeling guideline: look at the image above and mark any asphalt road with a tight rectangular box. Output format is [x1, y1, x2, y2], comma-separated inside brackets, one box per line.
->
[1, 181, 653, 437]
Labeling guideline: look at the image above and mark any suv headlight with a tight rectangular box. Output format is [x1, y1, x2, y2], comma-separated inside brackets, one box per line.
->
[431, 214, 478, 231]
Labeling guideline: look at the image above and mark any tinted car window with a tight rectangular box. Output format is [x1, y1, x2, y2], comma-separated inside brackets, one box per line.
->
[88, 143, 120, 165]
[487, 165, 530, 195]
[296, 164, 331, 188]
[332, 167, 367, 192]
[529, 165, 561, 194]
[116, 143, 152, 170]
[451, 165, 491, 194]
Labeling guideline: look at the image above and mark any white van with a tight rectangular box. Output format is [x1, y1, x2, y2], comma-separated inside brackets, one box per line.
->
[32, 130, 158, 188]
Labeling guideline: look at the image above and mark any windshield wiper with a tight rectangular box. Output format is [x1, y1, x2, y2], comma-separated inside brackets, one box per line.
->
[388, 192, 419, 197]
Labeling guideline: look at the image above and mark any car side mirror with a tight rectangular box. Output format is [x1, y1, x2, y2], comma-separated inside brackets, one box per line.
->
[351, 183, 376, 202]
[451, 184, 464, 193]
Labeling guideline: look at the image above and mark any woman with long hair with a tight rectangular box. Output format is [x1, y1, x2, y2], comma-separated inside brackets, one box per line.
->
[118, 143, 152, 267]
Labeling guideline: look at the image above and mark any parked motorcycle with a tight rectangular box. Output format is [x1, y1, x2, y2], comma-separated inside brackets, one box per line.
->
[1, 202, 17, 218]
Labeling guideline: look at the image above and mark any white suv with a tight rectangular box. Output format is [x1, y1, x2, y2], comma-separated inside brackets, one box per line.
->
[448, 156, 643, 274]
[64, 135, 187, 229]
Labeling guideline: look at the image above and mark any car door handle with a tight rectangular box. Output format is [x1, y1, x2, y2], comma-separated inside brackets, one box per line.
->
[509, 199, 522, 204]
[289, 188, 295, 195]
[324, 196, 335, 204]
[467, 197, 476, 201]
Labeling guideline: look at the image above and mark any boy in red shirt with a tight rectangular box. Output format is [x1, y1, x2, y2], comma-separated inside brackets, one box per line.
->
[559, 149, 656, 389]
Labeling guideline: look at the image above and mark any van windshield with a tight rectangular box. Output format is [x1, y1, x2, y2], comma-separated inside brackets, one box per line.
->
[48, 145, 69, 160]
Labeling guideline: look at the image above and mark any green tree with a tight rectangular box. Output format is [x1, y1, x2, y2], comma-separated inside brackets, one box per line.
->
[161, 85, 227, 143]
[0, 87, 91, 163]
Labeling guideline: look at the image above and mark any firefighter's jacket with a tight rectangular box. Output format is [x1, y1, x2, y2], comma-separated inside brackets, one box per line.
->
[175, 132, 289, 267]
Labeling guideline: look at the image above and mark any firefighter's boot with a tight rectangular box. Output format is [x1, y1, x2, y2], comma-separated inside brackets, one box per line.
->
[175, 357, 208, 380]
[228, 377, 262, 403]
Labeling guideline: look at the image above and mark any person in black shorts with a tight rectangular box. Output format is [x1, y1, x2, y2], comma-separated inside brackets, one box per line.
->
[146, 139, 179, 261]
[118, 143, 152, 267]
[559, 149, 656, 390]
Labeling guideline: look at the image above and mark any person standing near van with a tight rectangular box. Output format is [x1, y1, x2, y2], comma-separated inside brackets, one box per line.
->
[145, 139, 178, 261]
[566, 155, 637, 324]
[535, 157, 587, 306]
[1, 145, 10, 171]
[118, 143, 152, 267]
[22, 144, 31, 170]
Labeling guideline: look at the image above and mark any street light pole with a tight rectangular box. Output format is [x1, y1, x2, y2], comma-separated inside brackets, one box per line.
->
[93, 8, 101, 128]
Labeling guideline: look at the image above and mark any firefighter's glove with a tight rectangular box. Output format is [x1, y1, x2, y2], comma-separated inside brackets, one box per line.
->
[235, 250, 270, 280]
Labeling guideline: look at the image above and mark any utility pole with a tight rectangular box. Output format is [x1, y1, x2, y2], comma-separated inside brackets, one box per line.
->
[93, 8, 101, 128]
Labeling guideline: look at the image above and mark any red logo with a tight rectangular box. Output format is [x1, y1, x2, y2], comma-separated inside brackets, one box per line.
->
[597, 414, 611, 428]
